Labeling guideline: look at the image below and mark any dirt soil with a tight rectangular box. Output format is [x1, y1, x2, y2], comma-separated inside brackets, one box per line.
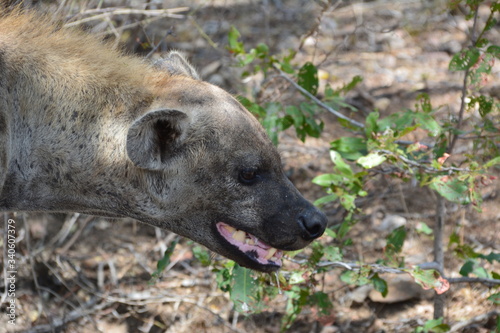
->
[1, 1, 499, 332]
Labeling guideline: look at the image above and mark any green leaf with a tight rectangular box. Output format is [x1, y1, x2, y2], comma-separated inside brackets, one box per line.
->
[149, 239, 178, 284]
[449, 48, 480, 71]
[215, 261, 234, 292]
[285, 105, 305, 124]
[371, 273, 388, 297]
[227, 26, 244, 54]
[255, 43, 269, 57]
[459, 260, 475, 276]
[298, 62, 319, 95]
[409, 268, 449, 293]
[448, 232, 460, 246]
[454, 243, 481, 260]
[484, 156, 500, 168]
[365, 112, 380, 136]
[330, 137, 368, 160]
[413, 113, 442, 136]
[422, 318, 450, 333]
[192, 246, 211, 266]
[312, 173, 343, 187]
[230, 265, 260, 314]
[323, 246, 342, 261]
[309, 242, 324, 267]
[308, 292, 333, 315]
[416, 222, 433, 235]
[238, 96, 266, 118]
[377, 111, 414, 132]
[313, 193, 339, 206]
[289, 271, 306, 284]
[472, 266, 489, 279]
[416, 93, 432, 113]
[283, 286, 309, 330]
[330, 151, 354, 177]
[356, 153, 387, 169]
[324, 228, 337, 238]
[340, 193, 357, 211]
[486, 45, 500, 59]
[478, 252, 500, 263]
[262, 102, 282, 145]
[341, 75, 363, 93]
[340, 270, 370, 286]
[473, 95, 494, 117]
[386, 226, 406, 256]
[430, 178, 470, 204]
[238, 51, 256, 66]
[488, 292, 500, 304]
[338, 218, 354, 239]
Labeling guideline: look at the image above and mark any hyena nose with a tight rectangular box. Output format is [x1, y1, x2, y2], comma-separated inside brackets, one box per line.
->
[297, 207, 327, 241]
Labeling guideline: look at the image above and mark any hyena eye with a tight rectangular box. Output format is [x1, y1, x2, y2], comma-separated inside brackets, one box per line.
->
[239, 169, 258, 184]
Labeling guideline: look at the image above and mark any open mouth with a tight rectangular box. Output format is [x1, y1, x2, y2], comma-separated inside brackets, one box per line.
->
[216, 222, 283, 268]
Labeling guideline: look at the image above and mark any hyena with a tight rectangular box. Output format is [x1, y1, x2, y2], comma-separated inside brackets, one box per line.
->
[0, 8, 327, 272]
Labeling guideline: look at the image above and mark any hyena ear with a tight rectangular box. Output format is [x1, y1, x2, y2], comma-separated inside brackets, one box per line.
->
[154, 51, 200, 80]
[126, 109, 189, 170]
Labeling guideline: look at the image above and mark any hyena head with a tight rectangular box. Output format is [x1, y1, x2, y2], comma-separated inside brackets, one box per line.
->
[126, 52, 327, 272]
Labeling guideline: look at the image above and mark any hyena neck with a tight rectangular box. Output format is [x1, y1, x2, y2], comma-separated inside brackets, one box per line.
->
[1, 96, 145, 215]
[0, 127, 128, 214]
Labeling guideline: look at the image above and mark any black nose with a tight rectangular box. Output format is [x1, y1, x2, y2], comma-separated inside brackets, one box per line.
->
[297, 207, 327, 241]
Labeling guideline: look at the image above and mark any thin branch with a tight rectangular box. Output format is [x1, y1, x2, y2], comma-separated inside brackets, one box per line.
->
[433, 195, 446, 319]
[447, 276, 500, 287]
[188, 16, 219, 49]
[273, 66, 365, 128]
[287, 258, 500, 287]
[377, 149, 470, 173]
[448, 7, 480, 154]
[25, 298, 110, 333]
[64, 7, 189, 28]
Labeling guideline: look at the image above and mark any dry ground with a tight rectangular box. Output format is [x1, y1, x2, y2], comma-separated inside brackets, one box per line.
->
[1, 0, 499, 332]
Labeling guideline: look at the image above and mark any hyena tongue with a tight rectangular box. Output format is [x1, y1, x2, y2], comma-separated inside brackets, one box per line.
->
[216, 222, 283, 266]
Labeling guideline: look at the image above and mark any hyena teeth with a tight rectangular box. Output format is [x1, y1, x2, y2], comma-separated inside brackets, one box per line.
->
[264, 247, 277, 260]
[223, 224, 236, 234]
[246, 238, 255, 245]
[232, 230, 246, 242]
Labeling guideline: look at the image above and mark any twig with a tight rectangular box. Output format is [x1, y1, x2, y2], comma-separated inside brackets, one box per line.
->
[64, 7, 189, 28]
[448, 310, 500, 332]
[377, 149, 470, 173]
[273, 66, 365, 128]
[433, 195, 446, 319]
[90, 15, 170, 38]
[288, 258, 500, 286]
[448, 7, 480, 154]
[57, 215, 93, 254]
[25, 298, 110, 333]
[447, 276, 500, 287]
[189, 16, 218, 49]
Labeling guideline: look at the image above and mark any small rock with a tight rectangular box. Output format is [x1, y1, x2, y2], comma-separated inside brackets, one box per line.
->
[374, 97, 391, 111]
[320, 326, 340, 333]
[375, 214, 407, 232]
[347, 284, 373, 304]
